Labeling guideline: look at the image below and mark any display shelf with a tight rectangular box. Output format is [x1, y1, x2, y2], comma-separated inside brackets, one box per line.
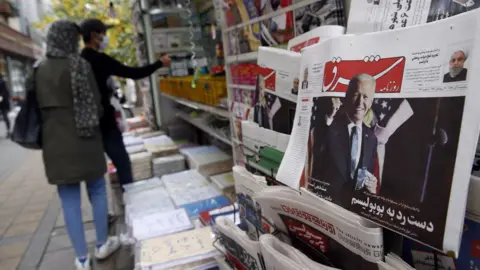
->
[156, 46, 203, 53]
[149, 7, 189, 15]
[161, 92, 230, 118]
[152, 27, 201, 33]
[227, 84, 256, 90]
[225, 51, 258, 64]
[175, 111, 232, 145]
[223, 0, 319, 32]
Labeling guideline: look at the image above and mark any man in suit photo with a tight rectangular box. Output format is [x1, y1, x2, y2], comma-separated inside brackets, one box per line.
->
[309, 73, 379, 205]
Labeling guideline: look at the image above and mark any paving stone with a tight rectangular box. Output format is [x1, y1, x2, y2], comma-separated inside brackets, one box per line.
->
[0, 256, 22, 270]
[46, 229, 97, 253]
[38, 248, 77, 270]
[0, 240, 30, 260]
[3, 220, 39, 238]
[13, 210, 46, 225]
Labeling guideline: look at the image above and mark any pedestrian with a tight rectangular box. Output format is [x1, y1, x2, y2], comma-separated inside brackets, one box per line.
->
[79, 18, 170, 188]
[0, 73, 11, 138]
[34, 20, 119, 270]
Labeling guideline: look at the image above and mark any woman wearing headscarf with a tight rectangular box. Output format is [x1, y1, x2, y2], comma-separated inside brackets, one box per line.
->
[34, 20, 119, 270]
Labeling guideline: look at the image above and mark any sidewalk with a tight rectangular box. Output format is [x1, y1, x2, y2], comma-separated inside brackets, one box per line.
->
[0, 127, 132, 270]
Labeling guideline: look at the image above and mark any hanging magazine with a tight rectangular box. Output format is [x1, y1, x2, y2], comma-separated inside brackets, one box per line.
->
[276, 11, 480, 255]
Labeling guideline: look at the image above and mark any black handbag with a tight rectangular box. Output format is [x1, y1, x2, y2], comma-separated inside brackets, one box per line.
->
[11, 69, 42, 150]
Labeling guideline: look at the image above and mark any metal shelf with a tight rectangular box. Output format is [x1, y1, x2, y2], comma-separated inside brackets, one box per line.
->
[152, 27, 201, 33]
[161, 93, 230, 118]
[225, 51, 258, 64]
[227, 84, 256, 90]
[155, 47, 203, 53]
[176, 111, 232, 145]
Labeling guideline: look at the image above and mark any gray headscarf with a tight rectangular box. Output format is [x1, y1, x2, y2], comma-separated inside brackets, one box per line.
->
[44, 20, 99, 137]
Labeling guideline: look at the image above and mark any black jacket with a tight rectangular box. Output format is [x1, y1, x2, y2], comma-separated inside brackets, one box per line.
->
[0, 78, 10, 111]
[310, 113, 378, 205]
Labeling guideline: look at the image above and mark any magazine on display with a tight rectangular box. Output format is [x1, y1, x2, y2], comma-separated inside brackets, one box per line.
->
[253, 46, 301, 134]
[276, 11, 480, 255]
[242, 121, 290, 179]
[233, 165, 272, 240]
[292, 0, 346, 36]
[260, 0, 295, 46]
[254, 186, 384, 269]
[347, 0, 480, 34]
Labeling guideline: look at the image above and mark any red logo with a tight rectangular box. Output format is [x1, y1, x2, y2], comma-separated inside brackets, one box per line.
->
[472, 240, 480, 259]
[258, 66, 276, 92]
[323, 56, 406, 93]
[290, 37, 321, 52]
[283, 217, 328, 253]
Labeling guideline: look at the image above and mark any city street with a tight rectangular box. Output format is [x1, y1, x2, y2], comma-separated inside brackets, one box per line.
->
[0, 125, 132, 270]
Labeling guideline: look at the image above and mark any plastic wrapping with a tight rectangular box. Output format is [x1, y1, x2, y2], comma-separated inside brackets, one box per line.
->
[122, 177, 164, 194]
[123, 135, 144, 147]
[131, 208, 193, 241]
[129, 152, 153, 181]
[180, 146, 233, 176]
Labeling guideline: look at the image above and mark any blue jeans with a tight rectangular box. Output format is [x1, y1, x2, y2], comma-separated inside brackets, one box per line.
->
[102, 127, 134, 186]
[57, 177, 108, 258]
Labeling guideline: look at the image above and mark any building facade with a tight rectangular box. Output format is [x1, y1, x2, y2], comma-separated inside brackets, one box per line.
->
[0, 0, 50, 100]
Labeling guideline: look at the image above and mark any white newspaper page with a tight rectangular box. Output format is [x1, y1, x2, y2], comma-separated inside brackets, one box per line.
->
[348, 0, 480, 34]
[278, 11, 480, 255]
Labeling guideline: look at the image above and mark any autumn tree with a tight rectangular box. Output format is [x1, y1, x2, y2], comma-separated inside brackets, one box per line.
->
[34, 0, 137, 66]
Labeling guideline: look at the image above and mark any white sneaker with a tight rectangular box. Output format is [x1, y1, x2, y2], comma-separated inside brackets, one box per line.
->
[95, 236, 121, 260]
[74, 256, 91, 270]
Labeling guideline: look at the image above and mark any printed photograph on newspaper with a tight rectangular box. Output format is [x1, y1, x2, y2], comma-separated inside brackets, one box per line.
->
[348, 0, 480, 34]
[281, 11, 480, 254]
[253, 47, 301, 135]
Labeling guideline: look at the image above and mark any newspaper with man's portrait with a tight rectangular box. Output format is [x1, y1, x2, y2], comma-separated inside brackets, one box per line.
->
[276, 10, 480, 255]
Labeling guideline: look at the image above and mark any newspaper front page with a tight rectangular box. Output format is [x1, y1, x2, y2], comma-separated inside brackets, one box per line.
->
[347, 0, 480, 34]
[277, 11, 480, 255]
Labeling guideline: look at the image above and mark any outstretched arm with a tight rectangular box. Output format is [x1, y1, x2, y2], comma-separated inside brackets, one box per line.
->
[105, 54, 170, 79]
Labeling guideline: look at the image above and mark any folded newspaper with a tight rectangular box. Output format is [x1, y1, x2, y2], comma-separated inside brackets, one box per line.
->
[255, 186, 384, 269]
[215, 216, 264, 270]
[347, 0, 480, 34]
[277, 10, 480, 255]
[254, 47, 301, 134]
[259, 234, 340, 270]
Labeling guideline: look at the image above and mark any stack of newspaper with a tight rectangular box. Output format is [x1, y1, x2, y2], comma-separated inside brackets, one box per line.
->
[123, 135, 143, 148]
[163, 170, 231, 217]
[130, 208, 193, 241]
[125, 144, 146, 155]
[139, 130, 166, 139]
[255, 186, 384, 269]
[210, 172, 235, 193]
[123, 186, 175, 227]
[129, 151, 152, 181]
[135, 226, 219, 270]
[143, 135, 178, 158]
[152, 154, 186, 177]
[180, 146, 233, 176]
